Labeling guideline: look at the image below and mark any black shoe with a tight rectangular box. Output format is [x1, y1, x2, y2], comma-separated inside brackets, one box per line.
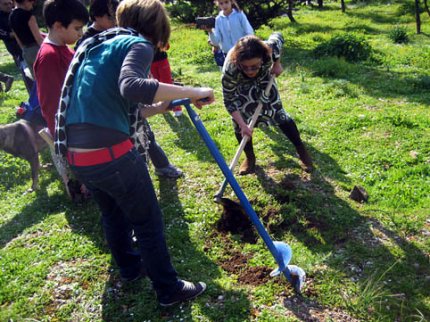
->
[5, 76, 13, 92]
[159, 280, 206, 307]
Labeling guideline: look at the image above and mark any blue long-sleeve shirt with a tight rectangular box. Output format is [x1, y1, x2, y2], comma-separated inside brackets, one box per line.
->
[209, 9, 254, 53]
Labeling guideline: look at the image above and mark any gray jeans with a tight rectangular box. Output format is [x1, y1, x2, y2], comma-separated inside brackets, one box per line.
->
[22, 44, 40, 80]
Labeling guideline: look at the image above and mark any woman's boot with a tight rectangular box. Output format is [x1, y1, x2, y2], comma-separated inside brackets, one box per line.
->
[296, 143, 313, 173]
[240, 140, 256, 175]
[235, 132, 256, 175]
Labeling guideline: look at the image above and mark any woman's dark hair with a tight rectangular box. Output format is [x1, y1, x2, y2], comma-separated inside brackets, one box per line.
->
[43, 0, 89, 28]
[230, 35, 271, 66]
[89, 0, 119, 21]
[117, 0, 170, 47]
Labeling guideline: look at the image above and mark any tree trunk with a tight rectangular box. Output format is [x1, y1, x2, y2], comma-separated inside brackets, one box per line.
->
[423, 0, 430, 17]
[341, 0, 346, 12]
[415, 0, 421, 34]
[287, 0, 297, 23]
[318, 0, 323, 8]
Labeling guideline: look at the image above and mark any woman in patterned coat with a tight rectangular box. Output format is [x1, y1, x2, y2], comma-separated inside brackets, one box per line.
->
[222, 32, 313, 174]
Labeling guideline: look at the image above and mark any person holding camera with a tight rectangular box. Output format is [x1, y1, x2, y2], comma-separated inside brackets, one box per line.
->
[199, 0, 253, 69]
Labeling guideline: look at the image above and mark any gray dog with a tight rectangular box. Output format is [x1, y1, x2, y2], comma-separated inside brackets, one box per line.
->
[0, 120, 47, 191]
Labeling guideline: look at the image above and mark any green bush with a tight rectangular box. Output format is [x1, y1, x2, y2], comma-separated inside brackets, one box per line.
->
[167, 1, 205, 23]
[388, 26, 409, 44]
[311, 57, 353, 78]
[397, 1, 424, 16]
[413, 75, 430, 90]
[313, 33, 372, 62]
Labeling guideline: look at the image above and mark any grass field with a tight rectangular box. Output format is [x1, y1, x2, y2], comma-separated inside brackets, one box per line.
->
[0, 2, 429, 321]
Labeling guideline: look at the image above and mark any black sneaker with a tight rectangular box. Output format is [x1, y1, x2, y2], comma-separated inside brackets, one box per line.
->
[4, 76, 14, 92]
[159, 280, 206, 307]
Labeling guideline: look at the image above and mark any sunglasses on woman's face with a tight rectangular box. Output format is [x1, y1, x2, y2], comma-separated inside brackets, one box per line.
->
[239, 60, 263, 73]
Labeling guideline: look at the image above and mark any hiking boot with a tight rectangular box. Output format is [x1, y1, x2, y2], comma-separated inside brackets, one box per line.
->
[238, 137, 256, 175]
[155, 164, 183, 178]
[239, 155, 256, 175]
[4, 76, 13, 92]
[296, 144, 313, 173]
[159, 280, 206, 307]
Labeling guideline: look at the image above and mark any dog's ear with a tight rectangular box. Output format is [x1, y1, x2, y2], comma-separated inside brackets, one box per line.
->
[67, 179, 82, 203]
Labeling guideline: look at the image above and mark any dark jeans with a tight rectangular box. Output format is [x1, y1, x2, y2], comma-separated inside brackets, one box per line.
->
[71, 149, 181, 300]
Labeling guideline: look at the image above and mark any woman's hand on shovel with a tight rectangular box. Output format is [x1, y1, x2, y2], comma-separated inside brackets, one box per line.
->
[232, 111, 253, 138]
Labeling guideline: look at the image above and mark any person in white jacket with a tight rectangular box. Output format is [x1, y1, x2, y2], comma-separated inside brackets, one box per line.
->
[201, 0, 253, 68]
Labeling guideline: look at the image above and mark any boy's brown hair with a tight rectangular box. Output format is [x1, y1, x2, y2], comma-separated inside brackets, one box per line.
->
[230, 35, 271, 66]
[116, 0, 170, 48]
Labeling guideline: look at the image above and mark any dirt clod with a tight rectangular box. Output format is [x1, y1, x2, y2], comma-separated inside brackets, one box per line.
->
[349, 185, 369, 203]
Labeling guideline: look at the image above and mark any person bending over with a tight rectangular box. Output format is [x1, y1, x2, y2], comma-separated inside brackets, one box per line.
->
[222, 33, 313, 174]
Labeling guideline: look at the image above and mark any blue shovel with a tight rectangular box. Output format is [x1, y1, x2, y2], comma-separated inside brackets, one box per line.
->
[170, 98, 306, 293]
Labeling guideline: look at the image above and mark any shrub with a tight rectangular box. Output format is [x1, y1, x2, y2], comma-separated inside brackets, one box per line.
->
[311, 57, 352, 78]
[413, 75, 430, 90]
[388, 26, 409, 44]
[313, 33, 372, 62]
[166, 1, 210, 24]
[397, 1, 424, 16]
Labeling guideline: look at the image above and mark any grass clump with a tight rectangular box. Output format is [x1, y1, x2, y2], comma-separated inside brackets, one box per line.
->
[313, 33, 372, 62]
[388, 26, 409, 44]
[311, 57, 355, 78]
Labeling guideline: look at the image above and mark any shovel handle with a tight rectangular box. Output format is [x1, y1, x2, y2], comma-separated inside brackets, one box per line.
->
[214, 75, 275, 200]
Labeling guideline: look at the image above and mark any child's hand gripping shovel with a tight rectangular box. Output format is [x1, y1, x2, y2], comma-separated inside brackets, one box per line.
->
[213, 75, 275, 203]
[170, 97, 306, 293]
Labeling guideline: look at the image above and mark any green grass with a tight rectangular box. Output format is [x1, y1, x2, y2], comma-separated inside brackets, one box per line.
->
[1, 2, 429, 321]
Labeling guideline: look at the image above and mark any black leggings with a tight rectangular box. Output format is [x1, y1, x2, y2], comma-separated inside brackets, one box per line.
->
[278, 118, 303, 148]
[234, 117, 303, 149]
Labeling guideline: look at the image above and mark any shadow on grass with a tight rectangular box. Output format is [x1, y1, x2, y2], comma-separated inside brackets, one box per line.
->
[101, 176, 250, 320]
[162, 111, 225, 164]
[252, 127, 430, 319]
[344, 10, 406, 25]
[0, 160, 71, 248]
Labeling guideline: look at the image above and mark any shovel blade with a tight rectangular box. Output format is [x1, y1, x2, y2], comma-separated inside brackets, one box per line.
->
[269, 241, 292, 278]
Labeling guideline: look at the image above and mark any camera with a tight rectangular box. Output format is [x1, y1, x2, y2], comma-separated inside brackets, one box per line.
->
[196, 16, 215, 29]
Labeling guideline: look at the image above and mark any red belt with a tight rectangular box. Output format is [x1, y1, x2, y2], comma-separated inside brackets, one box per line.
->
[67, 139, 133, 166]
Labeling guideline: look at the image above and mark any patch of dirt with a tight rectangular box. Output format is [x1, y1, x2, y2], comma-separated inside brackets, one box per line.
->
[218, 250, 277, 286]
[216, 197, 257, 243]
[279, 177, 297, 191]
[238, 266, 274, 285]
[219, 251, 248, 272]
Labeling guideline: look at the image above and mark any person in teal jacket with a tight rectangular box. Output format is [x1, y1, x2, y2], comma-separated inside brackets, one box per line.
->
[55, 0, 214, 307]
